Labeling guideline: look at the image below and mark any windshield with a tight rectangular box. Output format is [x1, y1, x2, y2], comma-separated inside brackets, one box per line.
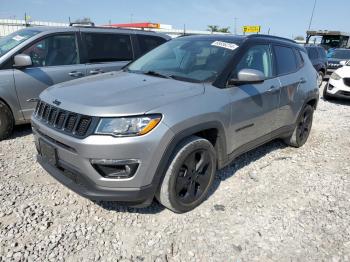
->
[127, 38, 240, 82]
[327, 49, 350, 60]
[0, 29, 41, 58]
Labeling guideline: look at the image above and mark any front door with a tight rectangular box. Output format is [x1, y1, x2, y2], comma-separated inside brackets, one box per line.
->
[228, 44, 281, 152]
[13, 33, 86, 120]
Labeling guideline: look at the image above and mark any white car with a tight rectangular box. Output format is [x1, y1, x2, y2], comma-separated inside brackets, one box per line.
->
[324, 60, 350, 100]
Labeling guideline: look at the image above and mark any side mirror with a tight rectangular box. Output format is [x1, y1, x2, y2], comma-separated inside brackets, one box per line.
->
[13, 54, 32, 68]
[228, 68, 265, 85]
[340, 60, 347, 66]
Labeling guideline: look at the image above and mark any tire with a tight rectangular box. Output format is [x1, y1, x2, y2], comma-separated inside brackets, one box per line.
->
[0, 101, 14, 141]
[156, 136, 216, 213]
[323, 82, 331, 100]
[317, 71, 324, 87]
[284, 105, 314, 148]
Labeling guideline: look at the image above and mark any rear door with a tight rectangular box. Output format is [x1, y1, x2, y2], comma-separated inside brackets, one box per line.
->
[13, 32, 86, 120]
[274, 45, 306, 128]
[82, 32, 133, 76]
[228, 44, 281, 151]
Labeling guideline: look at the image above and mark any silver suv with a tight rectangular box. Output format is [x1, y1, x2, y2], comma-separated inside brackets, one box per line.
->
[0, 26, 169, 139]
[31, 35, 319, 213]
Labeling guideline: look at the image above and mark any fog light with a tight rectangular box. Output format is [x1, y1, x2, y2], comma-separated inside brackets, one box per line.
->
[328, 83, 334, 91]
[90, 159, 139, 179]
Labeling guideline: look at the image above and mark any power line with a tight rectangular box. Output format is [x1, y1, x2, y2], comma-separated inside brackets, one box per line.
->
[308, 0, 317, 30]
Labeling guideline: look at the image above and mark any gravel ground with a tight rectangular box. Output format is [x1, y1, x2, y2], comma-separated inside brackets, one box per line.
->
[0, 83, 350, 261]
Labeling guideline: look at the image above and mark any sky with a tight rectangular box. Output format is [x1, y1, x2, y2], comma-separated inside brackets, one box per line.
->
[1, 0, 350, 38]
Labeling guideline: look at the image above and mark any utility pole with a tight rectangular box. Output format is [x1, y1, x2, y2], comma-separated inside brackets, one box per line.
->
[308, 0, 317, 30]
[234, 17, 238, 35]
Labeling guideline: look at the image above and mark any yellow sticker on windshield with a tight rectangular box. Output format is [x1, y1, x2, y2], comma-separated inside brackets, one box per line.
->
[211, 41, 238, 51]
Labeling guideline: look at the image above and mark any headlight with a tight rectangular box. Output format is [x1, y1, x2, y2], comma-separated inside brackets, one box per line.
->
[330, 72, 341, 80]
[95, 114, 162, 137]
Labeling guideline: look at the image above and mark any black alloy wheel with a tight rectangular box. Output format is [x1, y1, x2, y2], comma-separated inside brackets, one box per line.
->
[296, 107, 313, 145]
[175, 149, 212, 205]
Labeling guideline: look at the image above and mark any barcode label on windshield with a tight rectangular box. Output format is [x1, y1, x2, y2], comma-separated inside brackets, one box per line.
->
[211, 41, 238, 51]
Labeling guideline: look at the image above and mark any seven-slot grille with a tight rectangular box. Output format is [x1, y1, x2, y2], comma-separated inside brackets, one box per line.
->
[34, 101, 93, 138]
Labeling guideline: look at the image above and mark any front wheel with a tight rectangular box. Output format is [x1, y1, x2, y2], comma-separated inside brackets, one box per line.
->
[0, 101, 14, 141]
[284, 105, 314, 148]
[156, 136, 216, 213]
[317, 71, 324, 87]
[323, 83, 332, 100]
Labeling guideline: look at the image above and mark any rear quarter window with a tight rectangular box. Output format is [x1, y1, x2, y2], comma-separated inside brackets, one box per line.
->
[294, 49, 304, 68]
[274, 45, 298, 75]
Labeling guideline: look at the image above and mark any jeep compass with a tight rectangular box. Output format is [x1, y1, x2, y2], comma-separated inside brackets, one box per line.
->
[31, 35, 319, 213]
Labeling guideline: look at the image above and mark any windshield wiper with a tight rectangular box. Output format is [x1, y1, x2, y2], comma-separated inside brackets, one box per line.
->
[143, 70, 172, 79]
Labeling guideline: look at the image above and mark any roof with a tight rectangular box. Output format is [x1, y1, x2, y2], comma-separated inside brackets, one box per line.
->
[21, 26, 170, 39]
[176, 34, 299, 48]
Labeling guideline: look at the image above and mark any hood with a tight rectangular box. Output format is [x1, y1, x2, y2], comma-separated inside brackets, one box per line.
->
[334, 65, 350, 78]
[40, 71, 204, 117]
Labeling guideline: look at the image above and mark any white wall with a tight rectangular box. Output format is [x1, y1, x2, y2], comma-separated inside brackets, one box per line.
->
[0, 19, 68, 37]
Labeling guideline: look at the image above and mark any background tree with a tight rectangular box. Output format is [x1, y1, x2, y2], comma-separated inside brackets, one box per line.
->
[207, 25, 219, 33]
[207, 25, 230, 33]
[294, 35, 305, 41]
[218, 27, 230, 33]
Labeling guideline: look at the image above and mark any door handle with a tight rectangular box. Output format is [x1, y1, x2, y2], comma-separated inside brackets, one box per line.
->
[300, 78, 307, 84]
[89, 69, 104, 75]
[69, 71, 84, 77]
[267, 85, 278, 92]
[26, 98, 39, 103]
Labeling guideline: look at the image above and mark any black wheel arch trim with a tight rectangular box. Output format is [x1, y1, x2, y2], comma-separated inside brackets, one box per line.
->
[150, 121, 227, 196]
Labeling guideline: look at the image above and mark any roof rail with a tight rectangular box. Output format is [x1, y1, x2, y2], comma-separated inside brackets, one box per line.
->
[247, 34, 296, 44]
[69, 21, 95, 27]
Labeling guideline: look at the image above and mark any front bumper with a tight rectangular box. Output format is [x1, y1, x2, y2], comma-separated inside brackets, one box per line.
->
[32, 116, 174, 203]
[325, 78, 350, 99]
[37, 154, 154, 203]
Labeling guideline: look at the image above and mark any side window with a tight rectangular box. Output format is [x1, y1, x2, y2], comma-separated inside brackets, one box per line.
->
[137, 35, 166, 55]
[84, 33, 133, 62]
[274, 45, 297, 75]
[22, 34, 79, 67]
[233, 44, 274, 78]
[307, 48, 318, 60]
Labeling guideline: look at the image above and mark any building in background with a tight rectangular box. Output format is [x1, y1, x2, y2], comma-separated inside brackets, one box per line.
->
[105, 22, 228, 38]
[0, 19, 68, 37]
[0, 18, 228, 38]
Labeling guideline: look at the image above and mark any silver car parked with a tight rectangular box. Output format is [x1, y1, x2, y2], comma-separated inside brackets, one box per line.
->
[0, 26, 169, 139]
[32, 35, 319, 213]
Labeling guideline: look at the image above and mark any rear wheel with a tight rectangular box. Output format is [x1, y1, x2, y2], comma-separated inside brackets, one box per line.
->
[284, 105, 314, 148]
[0, 101, 14, 141]
[156, 136, 216, 213]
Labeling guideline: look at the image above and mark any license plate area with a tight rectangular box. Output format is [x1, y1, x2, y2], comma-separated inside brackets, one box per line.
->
[39, 139, 58, 166]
